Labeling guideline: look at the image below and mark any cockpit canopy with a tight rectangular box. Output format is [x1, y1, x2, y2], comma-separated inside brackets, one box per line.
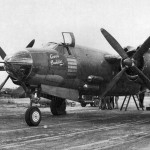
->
[62, 32, 75, 47]
[43, 32, 75, 49]
[42, 42, 58, 49]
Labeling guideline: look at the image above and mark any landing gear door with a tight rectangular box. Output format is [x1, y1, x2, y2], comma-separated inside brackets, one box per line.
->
[62, 32, 75, 47]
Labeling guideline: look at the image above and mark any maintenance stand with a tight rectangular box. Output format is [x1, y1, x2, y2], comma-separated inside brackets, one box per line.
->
[120, 95, 144, 111]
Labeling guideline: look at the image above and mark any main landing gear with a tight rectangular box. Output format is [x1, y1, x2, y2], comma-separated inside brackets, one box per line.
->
[50, 97, 66, 115]
[24, 87, 66, 126]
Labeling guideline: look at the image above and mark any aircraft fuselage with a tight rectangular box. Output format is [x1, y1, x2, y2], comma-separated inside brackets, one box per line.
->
[27, 44, 142, 100]
[5, 42, 149, 101]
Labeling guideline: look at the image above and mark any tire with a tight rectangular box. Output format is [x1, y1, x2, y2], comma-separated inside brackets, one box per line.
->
[25, 107, 32, 126]
[25, 106, 41, 126]
[81, 103, 86, 107]
[50, 98, 66, 115]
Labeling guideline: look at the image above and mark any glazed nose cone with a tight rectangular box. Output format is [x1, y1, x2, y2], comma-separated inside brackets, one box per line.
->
[4, 50, 33, 80]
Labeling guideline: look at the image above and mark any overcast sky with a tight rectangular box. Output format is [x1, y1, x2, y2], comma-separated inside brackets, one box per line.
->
[1, 0, 150, 88]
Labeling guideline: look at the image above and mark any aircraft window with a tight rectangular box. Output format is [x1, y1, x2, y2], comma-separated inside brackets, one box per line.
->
[43, 42, 58, 49]
[4, 51, 33, 80]
[55, 45, 71, 55]
[5, 51, 32, 64]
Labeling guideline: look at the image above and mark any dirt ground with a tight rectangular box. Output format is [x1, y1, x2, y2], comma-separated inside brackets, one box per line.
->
[1, 96, 150, 150]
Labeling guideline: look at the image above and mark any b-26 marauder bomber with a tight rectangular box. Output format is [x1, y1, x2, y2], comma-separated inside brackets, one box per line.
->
[0, 28, 150, 126]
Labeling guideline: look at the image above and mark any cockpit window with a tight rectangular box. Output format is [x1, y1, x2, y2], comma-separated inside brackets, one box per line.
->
[55, 44, 71, 56]
[43, 42, 58, 49]
[4, 50, 33, 64]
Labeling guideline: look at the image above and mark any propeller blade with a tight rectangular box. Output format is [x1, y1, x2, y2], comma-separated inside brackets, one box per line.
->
[100, 28, 128, 59]
[133, 36, 150, 61]
[26, 39, 35, 48]
[0, 75, 9, 91]
[100, 67, 126, 99]
[0, 47, 6, 59]
[131, 66, 150, 89]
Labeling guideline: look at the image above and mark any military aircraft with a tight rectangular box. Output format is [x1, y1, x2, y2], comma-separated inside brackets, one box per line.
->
[0, 28, 150, 126]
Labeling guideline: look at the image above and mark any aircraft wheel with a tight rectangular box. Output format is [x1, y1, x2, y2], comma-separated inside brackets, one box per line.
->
[50, 98, 66, 115]
[25, 106, 41, 126]
[81, 103, 86, 107]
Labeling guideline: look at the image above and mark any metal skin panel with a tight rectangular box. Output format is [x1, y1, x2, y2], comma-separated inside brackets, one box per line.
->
[24, 45, 141, 100]
[74, 46, 125, 95]
[27, 48, 68, 86]
[42, 84, 79, 101]
[4, 29, 150, 104]
[26, 50, 49, 85]
[49, 53, 67, 78]
[73, 45, 113, 82]
[4, 33, 150, 102]
[4, 44, 142, 101]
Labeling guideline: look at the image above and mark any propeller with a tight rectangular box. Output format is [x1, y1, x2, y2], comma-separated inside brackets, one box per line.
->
[0, 75, 10, 90]
[133, 37, 150, 61]
[131, 66, 150, 89]
[101, 28, 128, 59]
[100, 28, 150, 98]
[0, 47, 6, 59]
[100, 67, 127, 98]
[26, 39, 35, 48]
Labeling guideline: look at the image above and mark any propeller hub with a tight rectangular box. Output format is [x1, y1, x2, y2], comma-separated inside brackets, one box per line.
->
[123, 58, 134, 67]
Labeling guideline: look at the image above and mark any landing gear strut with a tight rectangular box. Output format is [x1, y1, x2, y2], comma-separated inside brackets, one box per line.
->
[25, 86, 42, 126]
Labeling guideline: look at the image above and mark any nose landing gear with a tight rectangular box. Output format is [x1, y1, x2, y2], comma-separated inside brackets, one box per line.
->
[24, 86, 67, 126]
[25, 87, 42, 126]
[25, 106, 41, 126]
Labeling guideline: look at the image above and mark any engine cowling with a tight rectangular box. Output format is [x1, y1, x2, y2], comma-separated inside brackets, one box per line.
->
[122, 46, 144, 81]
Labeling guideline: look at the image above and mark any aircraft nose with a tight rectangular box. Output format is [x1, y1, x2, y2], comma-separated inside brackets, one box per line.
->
[4, 50, 33, 80]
